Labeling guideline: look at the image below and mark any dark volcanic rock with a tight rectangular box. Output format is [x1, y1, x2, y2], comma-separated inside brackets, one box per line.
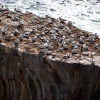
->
[0, 43, 100, 100]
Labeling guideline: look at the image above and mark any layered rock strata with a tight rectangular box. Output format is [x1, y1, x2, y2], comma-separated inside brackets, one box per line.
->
[0, 7, 100, 100]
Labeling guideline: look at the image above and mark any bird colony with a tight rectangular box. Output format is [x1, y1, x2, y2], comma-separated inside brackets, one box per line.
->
[0, 6, 100, 65]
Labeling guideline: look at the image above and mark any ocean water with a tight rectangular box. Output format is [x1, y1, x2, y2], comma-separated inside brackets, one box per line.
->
[0, 0, 100, 35]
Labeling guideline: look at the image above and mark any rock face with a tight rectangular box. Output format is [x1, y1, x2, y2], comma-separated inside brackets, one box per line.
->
[0, 7, 100, 100]
[0, 44, 100, 100]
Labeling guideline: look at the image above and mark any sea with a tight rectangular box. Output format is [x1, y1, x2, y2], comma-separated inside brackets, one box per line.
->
[0, 0, 100, 35]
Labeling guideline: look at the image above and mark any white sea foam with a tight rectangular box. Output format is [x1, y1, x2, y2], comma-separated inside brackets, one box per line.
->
[0, 0, 100, 35]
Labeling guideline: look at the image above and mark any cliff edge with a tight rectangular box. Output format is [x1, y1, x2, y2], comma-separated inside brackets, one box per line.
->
[0, 7, 100, 100]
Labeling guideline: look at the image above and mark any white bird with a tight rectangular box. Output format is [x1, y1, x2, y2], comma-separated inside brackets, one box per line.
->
[91, 52, 95, 58]
[6, 32, 13, 38]
[51, 34, 56, 40]
[79, 37, 84, 44]
[67, 21, 72, 28]
[6, 33, 13, 41]
[12, 15, 20, 21]
[14, 39, 19, 48]
[82, 44, 88, 51]
[40, 43, 49, 49]
[14, 29, 18, 36]
[92, 58, 95, 64]
[79, 31, 84, 36]
[1, 27, 7, 35]
[52, 52, 56, 59]
[32, 35, 37, 42]
[95, 33, 99, 39]
[62, 54, 70, 59]
[19, 33, 25, 38]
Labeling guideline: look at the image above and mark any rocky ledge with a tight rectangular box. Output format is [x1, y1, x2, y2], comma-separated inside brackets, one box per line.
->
[0, 6, 100, 100]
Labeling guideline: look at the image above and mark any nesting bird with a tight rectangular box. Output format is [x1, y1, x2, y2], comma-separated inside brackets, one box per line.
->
[67, 21, 73, 28]
[58, 47, 64, 52]
[95, 33, 99, 39]
[72, 49, 78, 54]
[91, 52, 95, 58]
[82, 44, 88, 51]
[12, 14, 20, 21]
[17, 20, 24, 30]
[62, 44, 68, 50]
[14, 39, 19, 48]
[39, 49, 48, 55]
[18, 33, 25, 41]
[29, 28, 34, 34]
[14, 29, 18, 36]
[79, 37, 84, 44]
[62, 54, 70, 59]
[7, 13, 12, 19]
[1, 27, 7, 35]
[79, 31, 84, 36]
[41, 36, 48, 43]
[51, 34, 57, 40]
[70, 34, 76, 38]
[64, 26, 72, 34]
[14, 8, 21, 13]
[92, 58, 95, 64]
[52, 52, 56, 59]
[48, 45, 54, 50]
[59, 17, 66, 23]
[19, 20, 24, 25]
[0, 5, 5, 11]
[6, 33, 13, 41]
[40, 43, 49, 49]
[32, 35, 37, 42]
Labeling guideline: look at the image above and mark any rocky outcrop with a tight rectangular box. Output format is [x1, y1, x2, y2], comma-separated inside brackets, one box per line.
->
[0, 43, 100, 100]
[0, 8, 100, 100]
